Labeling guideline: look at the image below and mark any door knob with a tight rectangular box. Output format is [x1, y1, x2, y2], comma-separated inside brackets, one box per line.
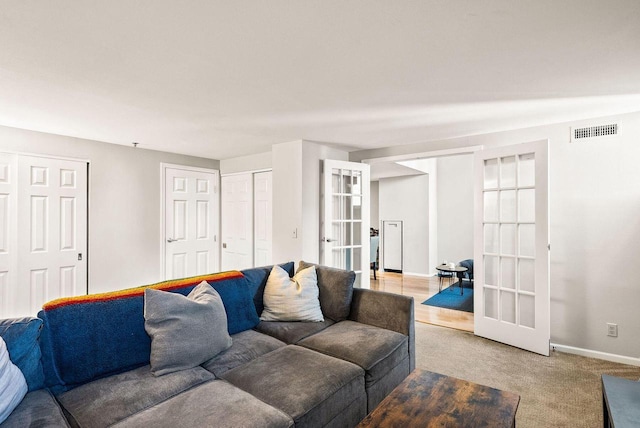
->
[323, 238, 335, 242]
[167, 238, 177, 243]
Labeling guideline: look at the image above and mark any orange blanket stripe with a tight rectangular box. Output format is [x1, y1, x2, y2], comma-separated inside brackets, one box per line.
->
[43, 271, 244, 310]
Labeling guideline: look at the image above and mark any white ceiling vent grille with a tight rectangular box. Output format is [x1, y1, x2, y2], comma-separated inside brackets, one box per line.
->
[571, 123, 618, 142]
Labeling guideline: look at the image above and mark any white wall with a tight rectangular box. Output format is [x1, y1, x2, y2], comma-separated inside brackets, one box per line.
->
[351, 110, 640, 361]
[379, 174, 430, 276]
[272, 140, 349, 265]
[272, 141, 303, 264]
[436, 154, 474, 265]
[220, 151, 271, 175]
[0, 125, 219, 294]
[370, 180, 379, 231]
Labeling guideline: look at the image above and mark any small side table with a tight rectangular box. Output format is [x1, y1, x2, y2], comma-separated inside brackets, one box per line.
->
[602, 374, 640, 427]
[435, 264, 468, 295]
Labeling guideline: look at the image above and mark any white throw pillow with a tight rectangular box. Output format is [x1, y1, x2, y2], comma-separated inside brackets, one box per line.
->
[260, 265, 324, 322]
[0, 336, 28, 424]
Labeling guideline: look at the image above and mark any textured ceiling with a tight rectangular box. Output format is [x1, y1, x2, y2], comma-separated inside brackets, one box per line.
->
[1, 0, 639, 159]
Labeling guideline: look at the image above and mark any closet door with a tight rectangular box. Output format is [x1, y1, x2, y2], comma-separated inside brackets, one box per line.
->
[221, 174, 253, 270]
[253, 171, 272, 266]
[0, 154, 88, 318]
[0, 153, 17, 317]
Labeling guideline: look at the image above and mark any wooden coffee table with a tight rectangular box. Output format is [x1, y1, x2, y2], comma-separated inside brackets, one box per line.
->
[358, 369, 520, 428]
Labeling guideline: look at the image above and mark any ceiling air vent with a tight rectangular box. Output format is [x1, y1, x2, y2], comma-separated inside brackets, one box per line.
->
[571, 123, 618, 142]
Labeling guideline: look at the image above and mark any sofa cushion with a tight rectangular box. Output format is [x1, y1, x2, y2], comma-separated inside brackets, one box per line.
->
[0, 317, 45, 391]
[144, 282, 232, 376]
[0, 337, 28, 424]
[221, 345, 366, 427]
[255, 319, 334, 344]
[260, 265, 323, 322]
[298, 320, 408, 387]
[56, 365, 214, 428]
[206, 274, 260, 335]
[242, 262, 295, 316]
[0, 389, 70, 428]
[111, 379, 293, 428]
[38, 271, 246, 392]
[297, 261, 355, 322]
[202, 329, 285, 377]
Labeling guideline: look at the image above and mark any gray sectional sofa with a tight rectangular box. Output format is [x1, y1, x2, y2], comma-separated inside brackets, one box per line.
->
[1, 261, 414, 427]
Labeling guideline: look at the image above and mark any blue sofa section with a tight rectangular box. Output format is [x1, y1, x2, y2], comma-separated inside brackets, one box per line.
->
[0, 262, 414, 428]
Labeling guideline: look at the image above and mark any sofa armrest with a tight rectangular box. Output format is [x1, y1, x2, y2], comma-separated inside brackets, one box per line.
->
[348, 288, 415, 371]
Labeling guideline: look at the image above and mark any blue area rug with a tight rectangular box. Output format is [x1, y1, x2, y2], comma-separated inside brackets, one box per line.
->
[422, 281, 474, 313]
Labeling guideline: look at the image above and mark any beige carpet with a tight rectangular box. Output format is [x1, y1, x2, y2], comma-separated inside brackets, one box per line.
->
[414, 322, 640, 427]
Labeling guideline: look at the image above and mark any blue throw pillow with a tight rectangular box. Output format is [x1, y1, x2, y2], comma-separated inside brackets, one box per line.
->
[207, 275, 260, 335]
[0, 317, 45, 391]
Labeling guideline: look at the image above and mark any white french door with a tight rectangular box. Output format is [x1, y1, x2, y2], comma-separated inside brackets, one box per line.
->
[163, 165, 219, 280]
[220, 173, 253, 271]
[474, 140, 550, 355]
[322, 160, 370, 288]
[0, 153, 88, 318]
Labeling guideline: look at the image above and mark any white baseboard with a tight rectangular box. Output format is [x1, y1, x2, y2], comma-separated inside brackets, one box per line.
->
[401, 272, 431, 278]
[550, 343, 640, 367]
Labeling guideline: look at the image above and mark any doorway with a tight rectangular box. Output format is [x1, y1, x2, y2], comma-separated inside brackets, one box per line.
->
[369, 149, 475, 332]
[364, 141, 551, 356]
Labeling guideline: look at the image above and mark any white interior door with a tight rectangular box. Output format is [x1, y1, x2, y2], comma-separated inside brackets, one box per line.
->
[254, 171, 272, 267]
[164, 165, 219, 279]
[474, 140, 550, 356]
[16, 155, 88, 317]
[221, 174, 253, 270]
[382, 220, 403, 271]
[322, 160, 370, 288]
[0, 153, 17, 318]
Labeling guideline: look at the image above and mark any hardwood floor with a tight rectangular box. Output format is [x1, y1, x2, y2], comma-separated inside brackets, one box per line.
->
[369, 271, 474, 332]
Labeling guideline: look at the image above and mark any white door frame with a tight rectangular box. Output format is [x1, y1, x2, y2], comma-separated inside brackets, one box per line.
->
[362, 142, 551, 350]
[160, 163, 220, 278]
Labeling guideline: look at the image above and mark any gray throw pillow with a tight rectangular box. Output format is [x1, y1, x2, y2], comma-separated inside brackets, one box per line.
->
[297, 261, 355, 322]
[144, 281, 232, 376]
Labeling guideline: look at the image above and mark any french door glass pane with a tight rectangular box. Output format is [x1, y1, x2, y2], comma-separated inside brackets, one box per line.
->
[484, 191, 499, 222]
[353, 221, 362, 245]
[341, 170, 352, 194]
[519, 224, 535, 257]
[500, 224, 516, 255]
[501, 257, 516, 289]
[343, 222, 352, 245]
[332, 195, 340, 219]
[484, 224, 499, 254]
[484, 288, 498, 319]
[332, 222, 341, 245]
[484, 159, 498, 189]
[332, 249, 344, 269]
[332, 169, 341, 194]
[519, 258, 535, 293]
[518, 153, 535, 187]
[519, 294, 535, 328]
[501, 290, 516, 324]
[343, 196, 353, 220]
[353, 248, 361, 271]
[485, 255, 499, 286]
[518, 189, 535, 222]
[500, 190, 516, 222]
[500, 156, 516, 188]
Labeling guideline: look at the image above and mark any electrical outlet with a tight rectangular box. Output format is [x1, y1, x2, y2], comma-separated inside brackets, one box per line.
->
[607, 323, 618, 337]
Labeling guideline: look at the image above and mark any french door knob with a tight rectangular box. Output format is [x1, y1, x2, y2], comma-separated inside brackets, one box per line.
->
[167, 238, 177, 243]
